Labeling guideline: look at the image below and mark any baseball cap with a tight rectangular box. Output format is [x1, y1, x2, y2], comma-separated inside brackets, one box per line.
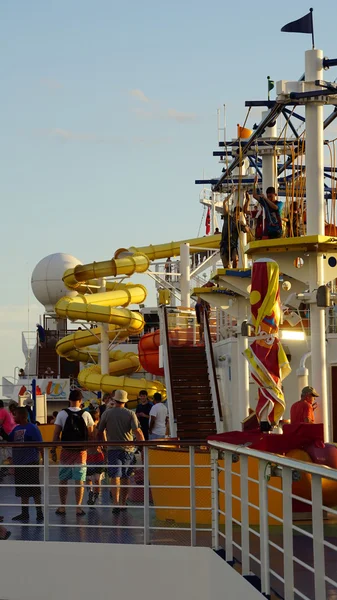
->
[301, 386, 319, 398]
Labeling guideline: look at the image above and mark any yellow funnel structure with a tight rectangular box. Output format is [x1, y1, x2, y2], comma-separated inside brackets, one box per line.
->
[55, 234, 221, 399]
[237, 124, 253, 139]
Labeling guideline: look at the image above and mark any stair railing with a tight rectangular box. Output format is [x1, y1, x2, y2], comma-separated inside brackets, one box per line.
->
[204, 311, 223, 433]
[160, 306, 177, 437]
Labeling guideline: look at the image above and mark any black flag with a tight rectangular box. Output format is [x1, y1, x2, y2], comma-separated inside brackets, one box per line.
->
[281, 9, 314, 47]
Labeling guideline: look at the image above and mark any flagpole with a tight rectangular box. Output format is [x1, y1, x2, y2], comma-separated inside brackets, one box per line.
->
[310, 7, 314, 48]
[267, 76, 270, 101]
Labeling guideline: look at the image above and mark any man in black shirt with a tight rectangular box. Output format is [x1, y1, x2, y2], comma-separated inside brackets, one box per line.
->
[135, 390, 153, 440]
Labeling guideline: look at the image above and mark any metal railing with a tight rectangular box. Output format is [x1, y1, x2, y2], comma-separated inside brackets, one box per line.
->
[203, 312, 222, 432]
[165, 306, 217, 346]
[208, 439, 337, 600]
[0, 441, 212, 548]
[1, 438, 335, 598]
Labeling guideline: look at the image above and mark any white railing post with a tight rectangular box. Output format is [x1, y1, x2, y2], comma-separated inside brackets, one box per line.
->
[282, 467, 295, 600]
[190, 446, 196, 547]
[225, 451, 233, 562]
[240, 455, 250, 575]
[143, 446, 150, 545]
[159, 307, 176, 437]
[211, 447, 219, 550]
[204, 314, 222, 433]
[258, 459, 270, 597]
[311, 474, 326, 600]
[43, 447, 50, 542]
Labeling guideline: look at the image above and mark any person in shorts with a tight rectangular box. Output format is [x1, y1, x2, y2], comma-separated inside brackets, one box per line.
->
[98, 390, 144, 514]
[86, 407, 105, 506]
[52, 390, 94, 516]
[8, 407, 43, 522]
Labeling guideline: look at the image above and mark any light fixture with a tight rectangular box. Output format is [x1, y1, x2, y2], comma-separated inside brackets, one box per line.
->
[280, 330, 305, 341]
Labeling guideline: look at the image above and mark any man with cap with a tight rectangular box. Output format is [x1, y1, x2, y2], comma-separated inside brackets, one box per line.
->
[98, 389, 144, 513]
[290, 386, 319, 424]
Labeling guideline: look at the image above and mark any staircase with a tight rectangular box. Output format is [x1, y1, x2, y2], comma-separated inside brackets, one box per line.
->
[169, 346, 217, 440]
[37, 347, 59, 378]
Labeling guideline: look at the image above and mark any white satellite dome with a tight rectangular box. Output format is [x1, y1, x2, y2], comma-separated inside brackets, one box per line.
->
[31, 253, 83, 313]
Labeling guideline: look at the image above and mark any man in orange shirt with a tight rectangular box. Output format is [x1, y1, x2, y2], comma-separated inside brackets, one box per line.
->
[290, 386, 319, 424]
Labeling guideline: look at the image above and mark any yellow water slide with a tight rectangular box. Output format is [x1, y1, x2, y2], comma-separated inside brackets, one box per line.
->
[55, 235, 220, 399]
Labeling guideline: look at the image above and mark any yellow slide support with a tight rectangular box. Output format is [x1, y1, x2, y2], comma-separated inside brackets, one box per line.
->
[55, 235, 220, 399]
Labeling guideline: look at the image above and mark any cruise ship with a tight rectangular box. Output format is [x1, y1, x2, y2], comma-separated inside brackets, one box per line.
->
[2, 25, 337, 600]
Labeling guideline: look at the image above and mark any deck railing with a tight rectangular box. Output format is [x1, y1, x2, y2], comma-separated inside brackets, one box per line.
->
[208, 439, 337, 600]
[1, 438, 336, 599]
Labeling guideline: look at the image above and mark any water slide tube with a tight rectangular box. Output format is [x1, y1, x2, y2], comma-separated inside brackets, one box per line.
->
[138, 331, 163, 377]
[55, 235, 220, 398]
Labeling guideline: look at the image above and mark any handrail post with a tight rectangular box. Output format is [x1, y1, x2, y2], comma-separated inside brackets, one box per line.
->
[240, 455, 250, 575]
[225, 451, 233, 562]
[143, 446, 150, 545]
[43, 447, 50, 542]
[311, 474, 326, 599]
[190, 446, 197, 547]
[282, 467, 295, 600]
[259, 459, 270, 597]
[211, 447, 219, 550]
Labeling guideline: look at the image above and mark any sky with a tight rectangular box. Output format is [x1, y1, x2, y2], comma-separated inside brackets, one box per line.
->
[1, 0, 337, 383]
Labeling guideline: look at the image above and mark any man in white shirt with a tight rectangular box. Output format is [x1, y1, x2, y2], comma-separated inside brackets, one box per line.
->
[149, 393, 168, 440]
[52, 390, 94, 516]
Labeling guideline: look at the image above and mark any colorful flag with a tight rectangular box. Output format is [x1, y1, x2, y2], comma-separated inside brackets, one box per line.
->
[205, 207, 211, 235]
[244, 259, 291, 425]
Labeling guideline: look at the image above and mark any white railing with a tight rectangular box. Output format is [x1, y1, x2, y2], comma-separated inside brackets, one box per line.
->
[203, 313, 222, 433]
[1, 438, 335, 598]
[160, 307, 177, 437]
[0, 441, 211, 548]
[208, 439, 337, 600]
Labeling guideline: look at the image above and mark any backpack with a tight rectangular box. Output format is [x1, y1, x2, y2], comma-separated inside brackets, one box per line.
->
[61, 409, 88, 450]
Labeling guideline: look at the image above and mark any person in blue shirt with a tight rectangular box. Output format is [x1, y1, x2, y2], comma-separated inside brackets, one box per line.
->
[253, 175, 284, 239]
[8, 407, 43, 522]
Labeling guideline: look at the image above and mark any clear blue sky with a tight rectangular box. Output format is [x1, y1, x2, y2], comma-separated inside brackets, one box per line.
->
[1, 0, 336, 381]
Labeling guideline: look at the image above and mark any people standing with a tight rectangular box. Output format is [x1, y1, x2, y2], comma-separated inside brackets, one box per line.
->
[50, 411, 58, 424]
[135, 390, 153, 440]
[44, 367, 54, 379]
[253, 176, 284, 239]
[8, 407, 43, 522]
[99, 392, 114, 417]
[220, 189, 250, 268]
[164, 257, 172, 282]
[0, 400, 16, 441]
[86, 407, 105, 506]
[36, 324, 46, 348]
[98, 390, 144, 514]
[149, 393, 168, 440]
[52, 390, 94, 516]
[290, 386, 319, 424]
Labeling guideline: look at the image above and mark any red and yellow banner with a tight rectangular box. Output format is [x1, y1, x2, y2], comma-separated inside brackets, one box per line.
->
[244, 259, 291, 424]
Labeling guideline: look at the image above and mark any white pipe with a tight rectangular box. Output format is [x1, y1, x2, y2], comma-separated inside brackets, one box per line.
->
[305, 49, 325, 237]
[296, 351, 310, 400]
[98, 278, 110, 376]
[261, 110, 277, 192]
[299, 351, 311, 370]
[180, 243, 190, 307]
[304, 49, 329, 440]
